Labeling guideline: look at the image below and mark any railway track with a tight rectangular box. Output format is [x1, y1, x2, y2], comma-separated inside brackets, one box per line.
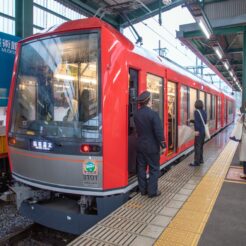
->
[0, 223, 77, 245]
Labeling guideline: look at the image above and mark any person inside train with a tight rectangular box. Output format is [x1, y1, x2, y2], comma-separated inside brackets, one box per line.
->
[189, 99, 207, 166]
[134, 91, 166, 198]
[80, 89, 90, 122]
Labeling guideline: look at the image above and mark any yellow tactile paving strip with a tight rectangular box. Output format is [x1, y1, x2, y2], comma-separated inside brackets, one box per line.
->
[155, 140, 239, 246]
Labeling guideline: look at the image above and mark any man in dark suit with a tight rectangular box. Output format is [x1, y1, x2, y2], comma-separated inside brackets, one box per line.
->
[134, 91, 166, 198]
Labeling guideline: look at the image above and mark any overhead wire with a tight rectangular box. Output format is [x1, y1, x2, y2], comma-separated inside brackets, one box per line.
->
[133, 0, 229, 90]
[141, 21, 195, 63]
[134, 0, 195, 63]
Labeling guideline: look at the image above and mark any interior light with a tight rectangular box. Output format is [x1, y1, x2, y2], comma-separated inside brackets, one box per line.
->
[54, 74, 75, 81]
[214, 46, 223, 59]
[198, 19, 211, 39]
[229, 71, 233, 77]
[80, 77, 97, 84]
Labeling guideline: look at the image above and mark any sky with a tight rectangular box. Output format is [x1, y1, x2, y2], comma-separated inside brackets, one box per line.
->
[123, 5, 233, 94]
[124, 5, 196, 67]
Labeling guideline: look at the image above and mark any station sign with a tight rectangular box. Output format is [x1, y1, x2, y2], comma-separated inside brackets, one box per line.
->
[0, 32, 20, 107]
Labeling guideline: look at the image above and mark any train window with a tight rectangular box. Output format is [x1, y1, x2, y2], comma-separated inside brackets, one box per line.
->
[199, 91, 206, 109]
[11, 32, 101, 140]
[210, 95, 216, 129]
[206, 93, 211, 122]
[189, 88, 197, 120]
[211, 95, 214, 120]
[224, 100, 227, 124]
[218, 97, 221, 128]
[180, 85, 188, 125]
[146, 73, 164, 122]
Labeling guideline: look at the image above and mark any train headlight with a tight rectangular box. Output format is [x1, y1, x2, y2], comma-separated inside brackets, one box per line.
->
[80, 144, 100, 153]
[81, 144, 90, 153]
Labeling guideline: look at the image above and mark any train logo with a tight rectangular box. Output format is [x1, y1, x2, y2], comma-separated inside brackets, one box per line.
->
[83, 161, 98, 175]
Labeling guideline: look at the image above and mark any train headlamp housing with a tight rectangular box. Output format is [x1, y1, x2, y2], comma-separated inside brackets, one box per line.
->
[80, 144, 100, 153]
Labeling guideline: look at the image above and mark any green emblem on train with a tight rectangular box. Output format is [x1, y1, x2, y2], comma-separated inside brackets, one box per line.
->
[85, 162, 95, 172]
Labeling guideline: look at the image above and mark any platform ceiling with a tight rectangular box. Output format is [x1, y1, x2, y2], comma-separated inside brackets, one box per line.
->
[56, 0, 184, 28]
[177, 0, 246, 91]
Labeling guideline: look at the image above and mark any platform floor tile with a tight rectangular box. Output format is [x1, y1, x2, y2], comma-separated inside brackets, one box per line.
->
[130, 236, 155, 246]
[159, 206, 179, 217]
[150, 215, 172, 227]
[140, 225, 164, 238]
[155, 228, 200, 246]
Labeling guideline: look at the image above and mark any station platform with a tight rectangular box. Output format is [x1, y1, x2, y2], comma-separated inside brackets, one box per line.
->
[69, 125, 244, 246]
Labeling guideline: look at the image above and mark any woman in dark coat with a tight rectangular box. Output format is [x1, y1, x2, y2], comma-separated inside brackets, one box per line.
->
[190, 99, 207, 166]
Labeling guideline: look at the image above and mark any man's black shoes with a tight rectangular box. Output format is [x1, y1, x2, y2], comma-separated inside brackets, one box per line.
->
[148, 190, 161, 198]
[140, 191, 147, 196]
[189, 163, 200, 167]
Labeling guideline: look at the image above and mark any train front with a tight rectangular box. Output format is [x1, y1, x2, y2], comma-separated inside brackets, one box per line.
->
[7, 23, 127, 234]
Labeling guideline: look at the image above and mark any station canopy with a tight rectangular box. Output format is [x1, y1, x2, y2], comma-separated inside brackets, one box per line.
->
[177, 0, 246, 91]
[56, 0, 184, 28]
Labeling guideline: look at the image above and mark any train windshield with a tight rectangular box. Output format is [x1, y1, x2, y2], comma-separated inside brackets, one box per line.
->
[11, 32, 101, 140]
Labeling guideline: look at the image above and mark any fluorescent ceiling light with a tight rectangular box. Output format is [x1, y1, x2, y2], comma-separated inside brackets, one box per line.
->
[223, 61, 229, 70]
[229, 71, 233, 77]
[198, 19, 211, 39]
[214, 46, 223, 59]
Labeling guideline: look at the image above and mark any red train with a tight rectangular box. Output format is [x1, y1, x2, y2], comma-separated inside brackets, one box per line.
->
[7, 17, 235, 234]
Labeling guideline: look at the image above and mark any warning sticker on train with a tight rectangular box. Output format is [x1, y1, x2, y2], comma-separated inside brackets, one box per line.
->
[83, 161, 98, 175]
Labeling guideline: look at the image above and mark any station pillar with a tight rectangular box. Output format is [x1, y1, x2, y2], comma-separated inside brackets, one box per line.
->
[243, 30, 246, 104]
[15, 0, 33, 38]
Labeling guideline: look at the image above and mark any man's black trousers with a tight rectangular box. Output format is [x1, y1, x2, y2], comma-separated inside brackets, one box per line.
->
[136, 151, 160, 196]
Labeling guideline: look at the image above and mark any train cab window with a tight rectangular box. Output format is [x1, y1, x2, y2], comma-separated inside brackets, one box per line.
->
[189, 88, 197, 120]
[146, 73, 164, 122]
[11, 32, 101, 140]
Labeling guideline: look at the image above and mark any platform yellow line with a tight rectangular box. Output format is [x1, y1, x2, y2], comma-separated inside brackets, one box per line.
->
[155, 140, 238, 246]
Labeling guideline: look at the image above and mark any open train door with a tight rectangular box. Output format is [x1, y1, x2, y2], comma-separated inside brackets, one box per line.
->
[167, 81, 178, 155]
[127, 68, 138, 179]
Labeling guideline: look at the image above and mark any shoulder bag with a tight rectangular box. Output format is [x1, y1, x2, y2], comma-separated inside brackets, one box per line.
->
[196, 110, 210, 139]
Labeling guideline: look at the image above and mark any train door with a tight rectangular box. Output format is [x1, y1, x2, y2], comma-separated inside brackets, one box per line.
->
[128, 68, 138, 178]
[167, 82, 177, 155]
[217, 96, 221, 129]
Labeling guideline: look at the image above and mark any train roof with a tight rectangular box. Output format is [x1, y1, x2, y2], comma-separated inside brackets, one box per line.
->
[133, 45, 234, 100]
